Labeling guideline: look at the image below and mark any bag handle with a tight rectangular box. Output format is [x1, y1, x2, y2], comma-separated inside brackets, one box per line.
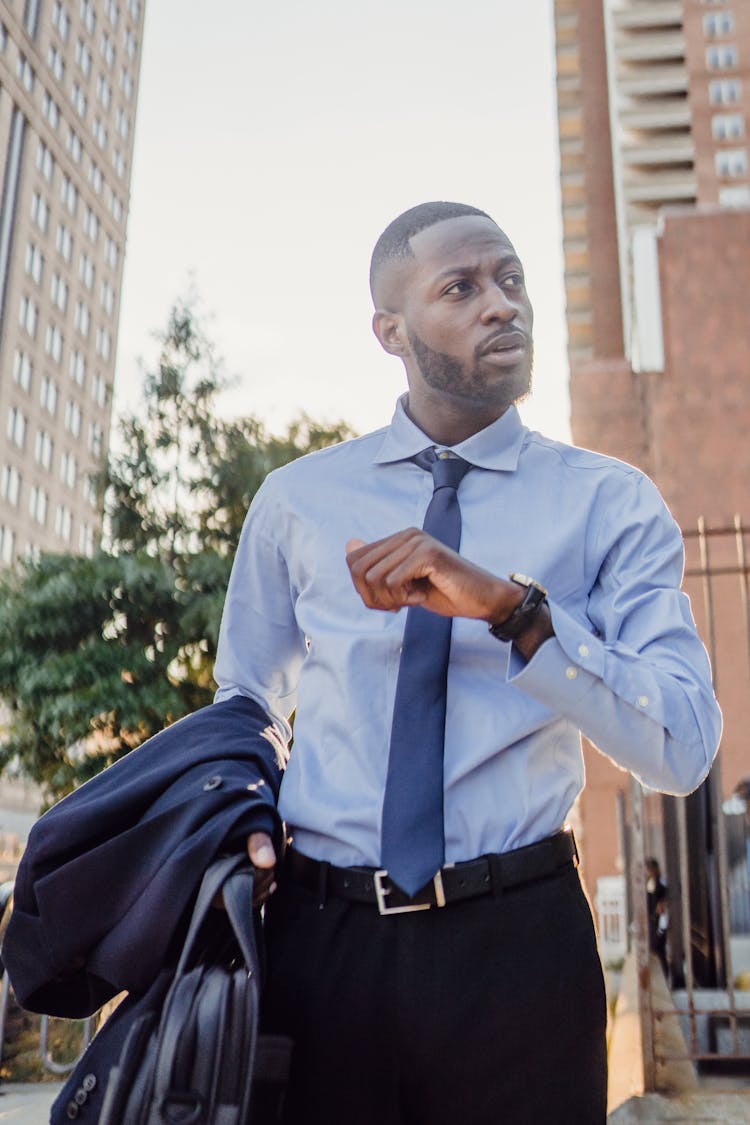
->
[175, 853, 261, 978]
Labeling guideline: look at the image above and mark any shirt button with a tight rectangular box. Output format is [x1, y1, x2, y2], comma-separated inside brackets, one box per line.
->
[578, 644, 589, 658]
[565, 666, 578, 681]
[637, 695, 649, 708]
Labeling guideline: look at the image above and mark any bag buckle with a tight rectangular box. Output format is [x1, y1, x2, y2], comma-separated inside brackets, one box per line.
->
[373, 870, 446, 914]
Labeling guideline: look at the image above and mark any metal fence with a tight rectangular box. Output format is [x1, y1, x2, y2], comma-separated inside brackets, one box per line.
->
[624, 518, 750, 1087]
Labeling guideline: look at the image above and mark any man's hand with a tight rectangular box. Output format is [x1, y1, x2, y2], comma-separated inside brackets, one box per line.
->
[345, 531, 554, 659]
[247, 831, 278, 906]
[345, 530, 521, 623]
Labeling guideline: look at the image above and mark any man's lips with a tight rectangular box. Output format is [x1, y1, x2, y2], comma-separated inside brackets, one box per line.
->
[477, 330, 529, 359]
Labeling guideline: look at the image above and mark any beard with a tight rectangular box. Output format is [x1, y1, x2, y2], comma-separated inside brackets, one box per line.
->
[406, 328, 533, 407]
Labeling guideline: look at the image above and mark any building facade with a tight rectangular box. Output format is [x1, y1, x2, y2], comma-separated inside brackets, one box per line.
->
[554, 0, 750, 894]
[0, 0, 144, 563]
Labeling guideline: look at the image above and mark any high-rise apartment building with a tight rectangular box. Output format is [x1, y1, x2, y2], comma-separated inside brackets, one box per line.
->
[0, 0, 144, 564]
[554, 0, 750, 893]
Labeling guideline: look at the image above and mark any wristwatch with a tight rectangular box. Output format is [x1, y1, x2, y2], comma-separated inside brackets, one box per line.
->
[488, 574, 548, 643]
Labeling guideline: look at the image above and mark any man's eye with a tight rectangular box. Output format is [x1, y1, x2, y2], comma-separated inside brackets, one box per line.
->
[443, 280, 471, 296]
[501, 273, 524, 290]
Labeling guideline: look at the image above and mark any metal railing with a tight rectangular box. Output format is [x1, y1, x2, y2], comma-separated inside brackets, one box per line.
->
[626, 517, 750, 1085]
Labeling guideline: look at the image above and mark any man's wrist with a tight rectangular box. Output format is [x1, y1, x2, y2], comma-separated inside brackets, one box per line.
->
[487, 575, 549, 643]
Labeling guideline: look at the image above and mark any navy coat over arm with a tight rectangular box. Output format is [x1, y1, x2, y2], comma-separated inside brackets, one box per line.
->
[2, 695, 286, 1019]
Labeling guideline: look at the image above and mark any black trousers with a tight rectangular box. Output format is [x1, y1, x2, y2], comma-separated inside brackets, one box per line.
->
[261, 858, 607, 1125]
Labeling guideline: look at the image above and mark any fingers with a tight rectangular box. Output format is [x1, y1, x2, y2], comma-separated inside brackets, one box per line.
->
[346, 529, 446, 611]
[247, 831, 277, 906]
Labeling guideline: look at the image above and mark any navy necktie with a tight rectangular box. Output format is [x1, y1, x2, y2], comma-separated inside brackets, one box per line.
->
[380, 449, 472, 896]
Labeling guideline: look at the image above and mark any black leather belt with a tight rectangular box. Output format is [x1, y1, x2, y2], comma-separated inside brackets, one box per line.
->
[284, 829, 578, 915]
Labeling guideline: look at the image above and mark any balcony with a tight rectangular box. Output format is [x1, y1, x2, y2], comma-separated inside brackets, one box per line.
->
[623, 169, 696, 203]
[619, 100, 692, 130]
[614, 31, 686, 64]
[616, 65, 688, 98]
[610, 1, 683, 32]
[621, 136, 695, 166]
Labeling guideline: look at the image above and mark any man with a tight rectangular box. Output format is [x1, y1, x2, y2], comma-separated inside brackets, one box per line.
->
[646, 856, 670, 980]
[214, 201, 721, 1124]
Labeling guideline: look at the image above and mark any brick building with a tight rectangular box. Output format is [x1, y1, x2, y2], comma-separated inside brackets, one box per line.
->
[0, 0, 144, 563]
[553, 0, 750, 895]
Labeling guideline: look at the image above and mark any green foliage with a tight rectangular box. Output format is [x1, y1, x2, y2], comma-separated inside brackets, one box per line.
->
[0, 299, 352, 802]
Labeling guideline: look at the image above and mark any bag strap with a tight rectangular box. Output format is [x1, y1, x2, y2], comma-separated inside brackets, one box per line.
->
[175, 853, 261, 979]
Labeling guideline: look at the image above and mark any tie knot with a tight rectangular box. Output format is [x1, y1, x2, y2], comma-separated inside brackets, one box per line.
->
[414, 448, 472, 492]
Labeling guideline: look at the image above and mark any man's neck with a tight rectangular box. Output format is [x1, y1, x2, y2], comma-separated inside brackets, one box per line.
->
[403, 394, 511, 447]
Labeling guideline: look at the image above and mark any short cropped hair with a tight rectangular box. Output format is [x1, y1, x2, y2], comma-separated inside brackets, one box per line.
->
[369, 201, 493, 301]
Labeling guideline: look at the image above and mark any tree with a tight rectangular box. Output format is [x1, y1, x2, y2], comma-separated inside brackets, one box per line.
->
[0, 301, 352, 802]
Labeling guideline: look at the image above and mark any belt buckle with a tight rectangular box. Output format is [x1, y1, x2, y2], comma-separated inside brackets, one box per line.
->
[373, 870, 445, 915]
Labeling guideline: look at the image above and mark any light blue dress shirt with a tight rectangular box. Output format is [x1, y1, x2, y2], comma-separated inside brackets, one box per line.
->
[214, 398, 722, 868]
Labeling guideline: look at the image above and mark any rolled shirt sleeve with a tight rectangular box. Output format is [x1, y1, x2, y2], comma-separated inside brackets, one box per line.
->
[508, 473, 722, 794]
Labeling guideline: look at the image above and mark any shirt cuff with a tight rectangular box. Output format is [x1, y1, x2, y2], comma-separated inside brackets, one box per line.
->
[506, 599, 602, 714]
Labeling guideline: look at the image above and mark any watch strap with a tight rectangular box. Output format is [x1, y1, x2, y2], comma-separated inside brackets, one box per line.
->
[488, 575, 548, 643]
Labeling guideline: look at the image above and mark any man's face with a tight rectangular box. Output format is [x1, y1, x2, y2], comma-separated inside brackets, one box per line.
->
[397, 216, 534, 415]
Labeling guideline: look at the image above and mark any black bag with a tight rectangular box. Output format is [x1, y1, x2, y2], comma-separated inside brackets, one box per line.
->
[98, 853, 292, 1124]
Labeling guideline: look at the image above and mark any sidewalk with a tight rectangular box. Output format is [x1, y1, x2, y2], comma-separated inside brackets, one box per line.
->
[0, 1083, 62, 1122]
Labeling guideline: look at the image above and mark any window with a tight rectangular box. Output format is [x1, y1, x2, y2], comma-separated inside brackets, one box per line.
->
[40, 374, 58, 415]
[52, 1, 70, 41]
[83, 473, 97, 506]
[89, 421, 103, 456]
[91, 372, 108, 407]
[25, 242, 44, 285]
[13, 351, 33, 392]
[48, 44, 65, 82]
[120, 66, 133, 100]
[51, 273, 69, 314]
[100, 279, 114, 315]
[83, 206, 99, 243]
[29, 485, 48, 526]
[96, 72, 112, 109]
[69, 349, 86, 386]
[60, 451, 77, 489]
[36, 141, 54, 183]
[101, 32, 115, 67]
[89, 161, 103, 194]
[116, 107, 130, 141]
[54, 505, 73, 543]
[127, 0, 140, 19]
[65, 400, 82, 437]
[712, 112, 745, 140]
[109, 191, 123, 223]
[124, 28, 137, 60]
[715, 147, 748, 177]
[75, 38, 92, 77]
[707, 44, 738, 70]
[17, 54, 35, 93]
[61, 174, 78, 216]
[35, 430, 54, 470]
[113, 149, 126, 179]
[71, 81, 88, 118]
[79, 523, 95, 556]
[95, 325, 111, 361]
[0, 527, 16, 566]
[709, 78, 741, 105]
[31, 192, 49, 233]
[56, 223, 74, 262]
[67, 127, 82, 163]
[43, 91, 61, 129]
[92, 118, 107, 151]
[1, 465, 21, 507]
[45, 322, 64, 364]
[104, 234, 118, 269]
[704, 11, 735, 37]
[7, 408, 27, 450]
[19, 296, 38, 338]
[79, 252, 95, 289]
[719, 183, 750, 206]
[75, 301, 91, 339]
[105, 0, 119, 28]
[80, 0, 96, 34]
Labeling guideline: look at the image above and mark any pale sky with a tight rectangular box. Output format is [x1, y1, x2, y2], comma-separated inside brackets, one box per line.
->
[114, 0, 571, 443]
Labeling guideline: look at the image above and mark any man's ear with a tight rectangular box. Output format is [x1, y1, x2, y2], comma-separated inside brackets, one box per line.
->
[372, 310, 408, 357]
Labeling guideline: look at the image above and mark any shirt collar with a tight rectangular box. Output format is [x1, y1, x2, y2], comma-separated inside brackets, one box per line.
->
[372, 394, 528, 472]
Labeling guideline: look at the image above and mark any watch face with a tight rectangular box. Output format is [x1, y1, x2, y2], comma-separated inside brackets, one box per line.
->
[509, 573, 548, 597]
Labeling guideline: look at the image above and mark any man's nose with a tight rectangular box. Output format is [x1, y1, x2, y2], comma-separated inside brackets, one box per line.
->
[479, 284, 517, 323]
